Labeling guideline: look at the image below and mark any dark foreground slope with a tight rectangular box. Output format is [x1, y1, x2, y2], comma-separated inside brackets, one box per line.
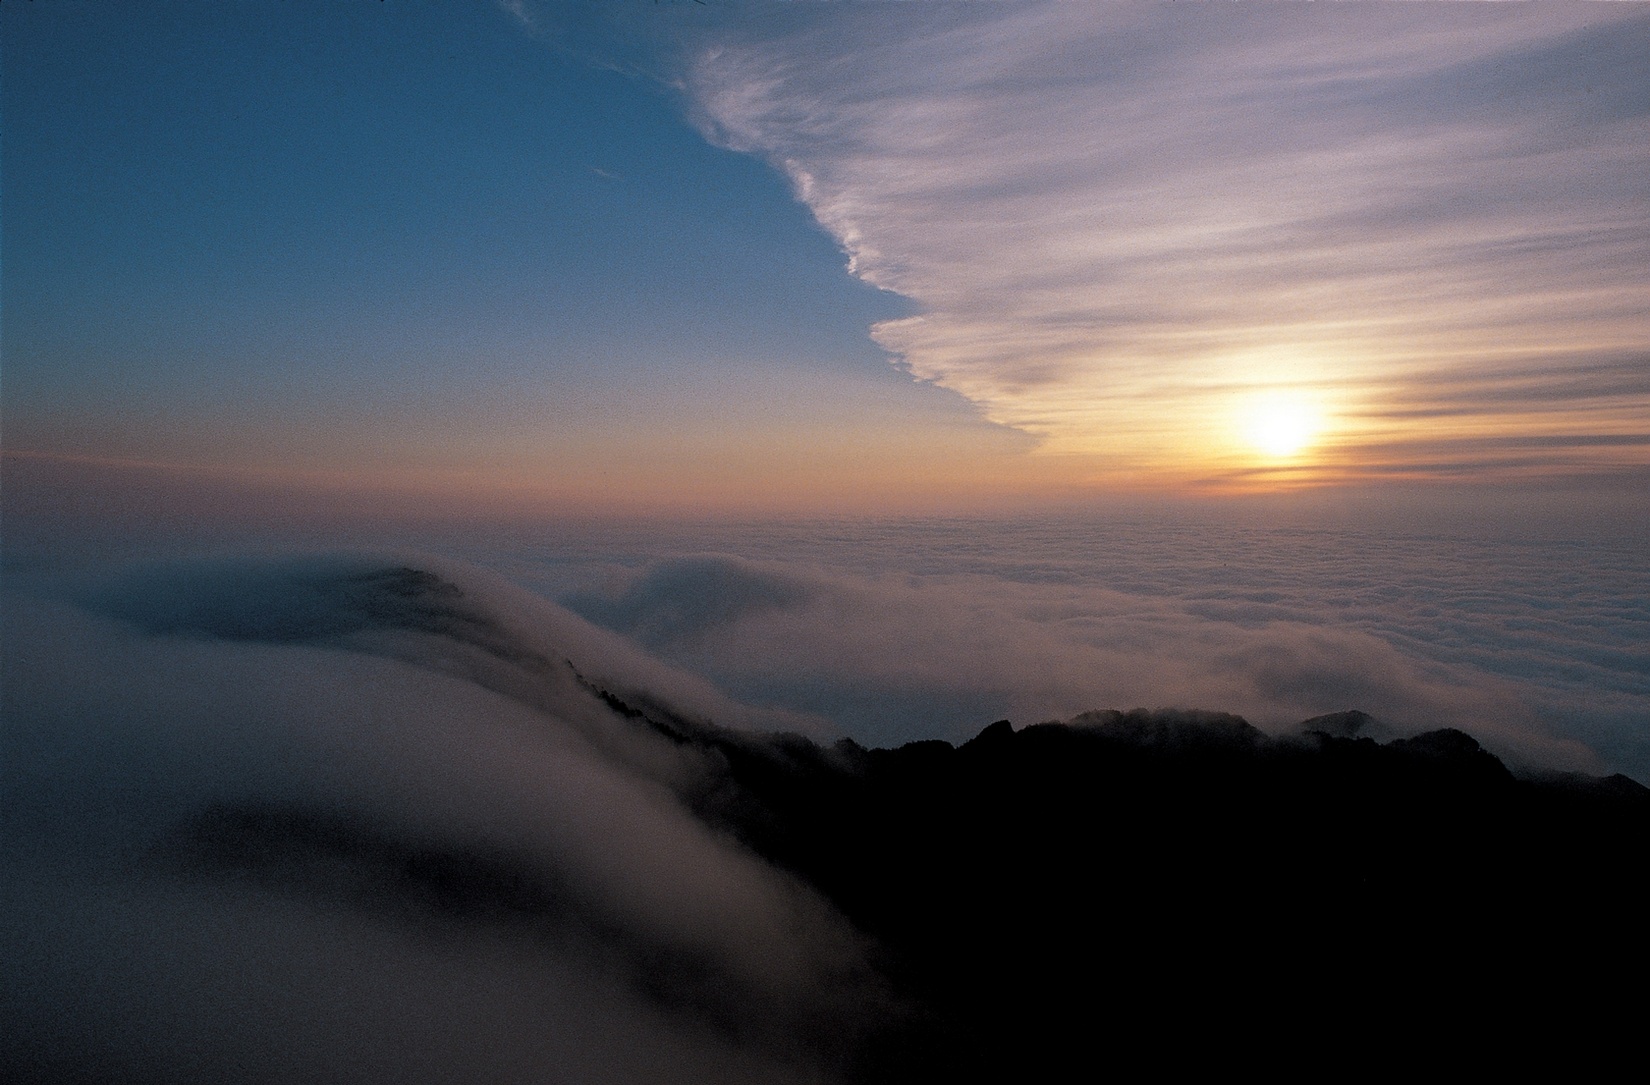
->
[663, 707, 1650, 1079]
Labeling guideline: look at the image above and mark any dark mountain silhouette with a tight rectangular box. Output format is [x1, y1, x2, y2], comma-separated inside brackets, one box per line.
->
[181, 690, 1649, 1080]
[673, 708, 1646, 1079]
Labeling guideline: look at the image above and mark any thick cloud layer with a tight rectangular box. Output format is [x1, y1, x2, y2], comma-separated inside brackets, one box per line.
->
[676, 2, 1650, 484]
[522, 514, 1645, 781]
[2, 554, 881, 1084]
[562, 552, 1581, 772]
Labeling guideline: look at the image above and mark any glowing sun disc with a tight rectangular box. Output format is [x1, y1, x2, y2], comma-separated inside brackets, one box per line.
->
[1243, 393, 1320, 458]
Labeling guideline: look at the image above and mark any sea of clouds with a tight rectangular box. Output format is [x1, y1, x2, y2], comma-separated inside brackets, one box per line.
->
[466, 513, 1649, 781]
[5, 511, 1645, 1081]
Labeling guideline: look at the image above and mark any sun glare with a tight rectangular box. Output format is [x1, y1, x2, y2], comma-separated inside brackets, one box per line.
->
[1241, 391, 1322, 459]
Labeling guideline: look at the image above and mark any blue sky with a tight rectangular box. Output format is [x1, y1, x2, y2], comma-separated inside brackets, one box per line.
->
[6, 1, 1026, 514]
[7, 1, 889, 380]
[5, 1, 1648, 518]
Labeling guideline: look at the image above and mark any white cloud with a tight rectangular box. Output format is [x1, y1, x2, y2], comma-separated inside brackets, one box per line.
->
[564, 551, 1605, 773]
[682, 2, 1650, 482]
[1, 556, 878, 1083]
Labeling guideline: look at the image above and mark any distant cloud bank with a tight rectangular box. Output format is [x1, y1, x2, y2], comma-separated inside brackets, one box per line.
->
[562, 548, 1614, 774]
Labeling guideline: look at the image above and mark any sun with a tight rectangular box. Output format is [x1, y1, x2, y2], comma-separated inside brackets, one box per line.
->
[1241, 391, 1322, 459]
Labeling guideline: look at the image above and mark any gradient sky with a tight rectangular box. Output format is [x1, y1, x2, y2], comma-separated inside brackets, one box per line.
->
[5, 1, 1648, 518]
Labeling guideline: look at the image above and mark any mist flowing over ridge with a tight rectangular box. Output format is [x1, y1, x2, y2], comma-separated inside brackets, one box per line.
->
[5, 551, 1645, 1081]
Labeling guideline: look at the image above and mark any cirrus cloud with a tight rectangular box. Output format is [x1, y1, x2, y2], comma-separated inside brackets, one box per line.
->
[680, 2, 1650, 486]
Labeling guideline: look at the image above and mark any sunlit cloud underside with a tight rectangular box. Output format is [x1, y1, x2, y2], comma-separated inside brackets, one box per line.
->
[685, 2, 1650, 491]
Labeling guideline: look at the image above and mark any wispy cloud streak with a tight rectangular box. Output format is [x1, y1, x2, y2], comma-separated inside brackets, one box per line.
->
[683, 3, 1650, 486]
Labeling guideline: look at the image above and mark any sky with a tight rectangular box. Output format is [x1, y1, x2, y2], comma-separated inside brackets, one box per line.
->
[6, 0, 1648, 521]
